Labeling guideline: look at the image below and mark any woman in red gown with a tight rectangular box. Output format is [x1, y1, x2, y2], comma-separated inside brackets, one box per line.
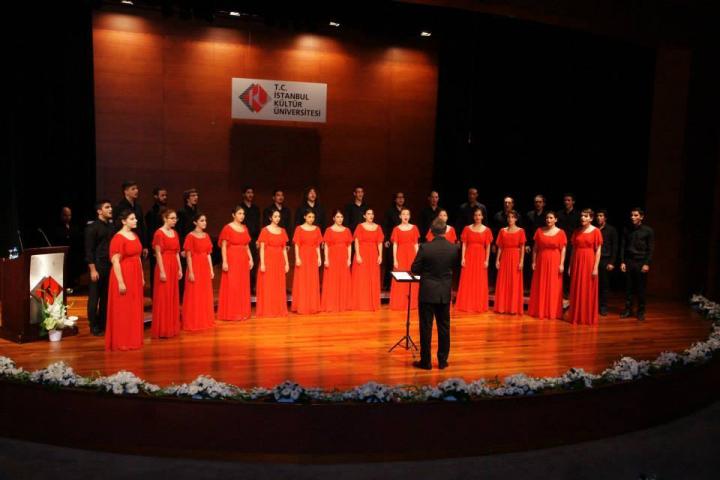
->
[182, 213, 215, 331]
[256, 210, 290, 317]
[351, 208, 384, 311]
[321, 209, 353, 312]
[528, 211, 567, 320]
[291, 210, 323, 314]
[389, 208, 420, 311]
[494, 210, 526, 314]
[568, 209, 603, 325]
[425, 209, 457, 243]
[218, 205, 253, 321]
[455, 207, 493, 313]
[151, 208, 182, 339]
[106, 210, 145, 351]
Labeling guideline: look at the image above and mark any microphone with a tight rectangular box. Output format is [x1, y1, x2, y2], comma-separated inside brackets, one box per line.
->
[38, 228, 52, 247]
[17, 230, 24, 252]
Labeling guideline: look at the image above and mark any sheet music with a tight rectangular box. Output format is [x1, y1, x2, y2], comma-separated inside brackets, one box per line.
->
[391, 271, 420, 281]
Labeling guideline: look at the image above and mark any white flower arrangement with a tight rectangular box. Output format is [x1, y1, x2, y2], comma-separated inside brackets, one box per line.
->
[92, 370, 160, 395]
[164, 375, 239, 399]
[29, 361, 88, 387]
[272, 380, 306, 403]
[600, 357, 651, 382]
[343, 381, 396, 403]
[1, 294, 718, 403]
[0, 356, 24, 378]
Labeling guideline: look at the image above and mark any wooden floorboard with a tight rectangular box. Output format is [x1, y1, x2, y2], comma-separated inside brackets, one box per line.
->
[0, 295, 710, 389]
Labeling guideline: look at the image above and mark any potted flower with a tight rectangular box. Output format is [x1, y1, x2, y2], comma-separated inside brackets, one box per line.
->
[33, 276, 77, 341]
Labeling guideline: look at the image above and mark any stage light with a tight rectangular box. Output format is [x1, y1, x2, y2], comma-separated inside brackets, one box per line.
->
[121, 0, 134, 5]
[420, 31, 432, 37]
[329, 21, 340, 27]
[229, 11, 241, 17]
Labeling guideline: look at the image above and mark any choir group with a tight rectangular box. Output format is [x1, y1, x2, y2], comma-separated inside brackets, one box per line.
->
[84, 181, 654, 352]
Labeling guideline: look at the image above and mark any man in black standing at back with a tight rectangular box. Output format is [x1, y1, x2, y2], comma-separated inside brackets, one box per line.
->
[176, 188, 199, 247]
[262, 189, 292, 239]
[556, 193, 580, 297]
[596, 209, 618, 316]
[85, 200, 113, 336]
[383, 192, 406, 290]
[411, 218, 460, 370]
[343, 185, 368, 232]
[419, 190, 441, 241]
[114, 180, 148, 259]
[620, 208, 654, 321]
[145, 186, 168, 293]
[241, 186, 261, 293]
[456, 187, 487, 233]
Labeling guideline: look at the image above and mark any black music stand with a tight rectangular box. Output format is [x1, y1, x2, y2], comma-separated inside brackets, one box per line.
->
[388, 271, 420, 352]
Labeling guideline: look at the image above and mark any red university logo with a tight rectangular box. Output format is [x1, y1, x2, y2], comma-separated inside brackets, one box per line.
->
[239, 83, 269, 112]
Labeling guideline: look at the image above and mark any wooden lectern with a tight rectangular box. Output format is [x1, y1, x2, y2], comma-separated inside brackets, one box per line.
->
[0, 246, 78, 343]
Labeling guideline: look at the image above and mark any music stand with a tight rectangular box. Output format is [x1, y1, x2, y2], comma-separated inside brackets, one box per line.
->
[388, 271, 420, 352]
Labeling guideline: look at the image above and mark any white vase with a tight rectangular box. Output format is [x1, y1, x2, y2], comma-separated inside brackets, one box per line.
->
[48, 329, 63, 342]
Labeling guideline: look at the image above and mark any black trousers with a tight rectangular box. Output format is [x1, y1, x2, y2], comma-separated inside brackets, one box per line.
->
[598, 257, 611, 309]
[87, 262, 110, 332]
[624, 259, 648, 312]
[418, 302, 450, 366]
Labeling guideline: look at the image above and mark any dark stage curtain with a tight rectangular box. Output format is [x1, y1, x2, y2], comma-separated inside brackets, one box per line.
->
[1, 1, 96, 256]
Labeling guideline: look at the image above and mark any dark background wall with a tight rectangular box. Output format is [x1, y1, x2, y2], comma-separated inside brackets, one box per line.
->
[2, 1, 719, 301]
[92, 10, 438, 235]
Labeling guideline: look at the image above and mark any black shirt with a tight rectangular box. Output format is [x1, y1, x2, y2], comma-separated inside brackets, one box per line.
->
[524, 210, 546, 246]
[556, 208, 581, 239]
[176, 204, 198, 245]
[114, 198, 147, 247]
[145, 203, 164, 243]
[599, 224, 619, 264]
[419, 205, 441, 242]
[294, 202, 326, 230]
[343, 201, 368, 232]
[383, 205, 403, 242]
[620, 224, 654, 265]
[84, 218, 113, 268]
[241, 201, 261, 241]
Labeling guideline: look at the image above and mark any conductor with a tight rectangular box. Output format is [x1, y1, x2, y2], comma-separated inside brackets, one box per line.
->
[411, 218, 460, 370]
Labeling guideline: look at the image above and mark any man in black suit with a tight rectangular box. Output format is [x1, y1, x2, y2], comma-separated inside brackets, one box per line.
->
[410, 218, 460, 370]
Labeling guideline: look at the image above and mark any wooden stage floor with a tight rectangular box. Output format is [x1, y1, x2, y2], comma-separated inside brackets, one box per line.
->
[0, 296, 711, 389]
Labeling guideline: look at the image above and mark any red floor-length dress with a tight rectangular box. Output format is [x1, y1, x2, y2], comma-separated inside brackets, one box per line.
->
[528, 229, 567, 320]
[426, 225, 458, 243]
[256, 227, 289, 317]
[106, 233, 144, 351]
[182, 233, 215, 331]
[291, 226, 323, 314]
[321, 227, 353, 312]
[568, 228, 603, 325]
[351, 224, 384, 311]
[389, 225, 420, 310]
[455, 226, 493, 313]
[217, 225, 252, 321]
[151, 229, 181, 338]
[494, 228, 526, 314]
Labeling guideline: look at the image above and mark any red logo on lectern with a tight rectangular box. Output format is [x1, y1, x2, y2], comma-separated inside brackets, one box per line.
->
[239, 83, 269, 112]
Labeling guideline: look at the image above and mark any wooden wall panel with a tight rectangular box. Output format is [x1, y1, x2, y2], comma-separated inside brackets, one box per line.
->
[93, 11, 438, 232]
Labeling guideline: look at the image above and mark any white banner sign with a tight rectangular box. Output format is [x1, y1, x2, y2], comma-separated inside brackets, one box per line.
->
[231, 78, 327, 123]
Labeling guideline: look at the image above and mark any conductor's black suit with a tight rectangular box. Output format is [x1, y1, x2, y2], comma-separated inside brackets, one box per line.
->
[410, 235, 460, 368]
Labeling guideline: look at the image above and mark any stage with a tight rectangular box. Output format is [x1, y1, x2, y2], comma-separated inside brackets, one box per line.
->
[0, 295, 711, 389]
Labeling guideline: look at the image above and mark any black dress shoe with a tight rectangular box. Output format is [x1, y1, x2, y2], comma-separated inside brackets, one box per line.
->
[438, 361, 449, 370]
[412, 361, 431, 370]
[620, 309, 633, 318]
[637, 311, 646, 321]
[599, 306, 608, 316]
